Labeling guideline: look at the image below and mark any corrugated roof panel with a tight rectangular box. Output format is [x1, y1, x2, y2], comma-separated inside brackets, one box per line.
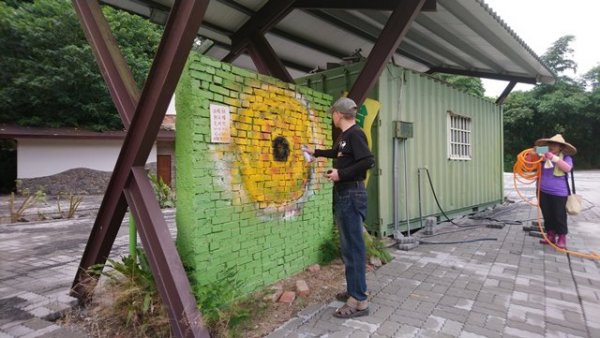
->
[277, 10, 372, 58]
[265, 33, 342, 70]
[98, 0, 555, 86]
[204, 1, 249, 32]
[234, 0, 269, 12]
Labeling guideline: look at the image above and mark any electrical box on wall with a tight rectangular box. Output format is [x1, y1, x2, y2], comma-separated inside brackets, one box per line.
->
[393, 121, 413, 139]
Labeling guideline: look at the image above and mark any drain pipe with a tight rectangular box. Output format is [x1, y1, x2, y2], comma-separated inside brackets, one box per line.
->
[393, 121, 418, 249]
[418, 168, 424, 230]
[403, 139, 410, 237]
[393, 137, 401, 239]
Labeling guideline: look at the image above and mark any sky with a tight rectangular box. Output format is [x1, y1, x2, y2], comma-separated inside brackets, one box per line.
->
[481, 0, 600, 97]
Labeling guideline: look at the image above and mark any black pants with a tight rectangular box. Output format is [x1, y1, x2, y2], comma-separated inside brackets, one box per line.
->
[539, 191, 568, 235]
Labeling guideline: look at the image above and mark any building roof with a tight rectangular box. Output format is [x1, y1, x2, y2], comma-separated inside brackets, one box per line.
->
[100, 0, 555, 85]
[0, 125, 175, 141]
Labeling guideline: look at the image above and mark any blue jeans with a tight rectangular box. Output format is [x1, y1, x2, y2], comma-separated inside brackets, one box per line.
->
[334, 182, 368, 302]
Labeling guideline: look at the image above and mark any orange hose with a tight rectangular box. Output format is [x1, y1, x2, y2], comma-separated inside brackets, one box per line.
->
[513, 148, 600, 260]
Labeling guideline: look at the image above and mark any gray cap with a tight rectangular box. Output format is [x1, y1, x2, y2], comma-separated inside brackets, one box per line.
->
[330, 97, 357, 117]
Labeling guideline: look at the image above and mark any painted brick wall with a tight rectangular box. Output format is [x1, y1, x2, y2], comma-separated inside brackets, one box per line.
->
[175, 53, 334, 293]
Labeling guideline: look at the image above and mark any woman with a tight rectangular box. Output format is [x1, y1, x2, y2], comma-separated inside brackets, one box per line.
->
[532, 134, 576, 249]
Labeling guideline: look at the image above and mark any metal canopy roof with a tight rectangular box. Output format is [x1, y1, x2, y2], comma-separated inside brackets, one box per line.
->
[100, 0, 555, 86]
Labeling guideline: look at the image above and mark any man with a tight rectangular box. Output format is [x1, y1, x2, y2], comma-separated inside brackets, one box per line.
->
[304, 97, 375, 318]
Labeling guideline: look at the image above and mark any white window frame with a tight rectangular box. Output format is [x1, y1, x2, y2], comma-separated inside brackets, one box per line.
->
[447, 111, 472, 160]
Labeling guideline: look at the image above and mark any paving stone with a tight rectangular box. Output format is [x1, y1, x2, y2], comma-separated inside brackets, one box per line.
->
[418, 329, 456, 338]
[485, 315, 506, 332]
[5, 324, 34, 337]
[465, 312, 486, 327]
[393, 325, 419, 338]
[371, 304, 394, 320]
[374, 321, 400, 336]
[441, 319, 463, 336]
[505, 319, 546, 335]
[504, 325, 545, 338]
[431, 307, 469, 322]
[22, 318, 53, 330]
[461, 324, 503, 338]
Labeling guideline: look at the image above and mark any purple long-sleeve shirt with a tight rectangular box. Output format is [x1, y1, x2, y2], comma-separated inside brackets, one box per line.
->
[539, 155, 573, 197]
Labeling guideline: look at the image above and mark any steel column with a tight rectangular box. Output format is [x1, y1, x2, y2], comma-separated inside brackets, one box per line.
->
[71, 0, 211, 336]
[125, 167, 208, 337]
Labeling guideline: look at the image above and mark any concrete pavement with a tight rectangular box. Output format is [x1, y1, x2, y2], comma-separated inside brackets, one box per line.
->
[267, 202, 600, 337]
[1, 172, 599, 337]
[0, 204, 176, 338]
[267, 171, 600, 337]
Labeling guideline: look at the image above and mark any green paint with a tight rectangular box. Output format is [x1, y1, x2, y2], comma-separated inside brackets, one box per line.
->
[176, 53, 334, 293]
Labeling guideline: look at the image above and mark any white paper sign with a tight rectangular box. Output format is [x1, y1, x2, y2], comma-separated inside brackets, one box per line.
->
[210, 104, 231, 143]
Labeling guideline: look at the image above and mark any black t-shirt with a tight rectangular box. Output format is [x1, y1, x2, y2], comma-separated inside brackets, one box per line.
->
[314, 124, 375, 182]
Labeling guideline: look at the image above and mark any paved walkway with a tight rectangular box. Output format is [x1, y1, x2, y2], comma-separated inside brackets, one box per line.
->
[268, 204, 600, 337]
[1, 172, 599, 337]
[0, 204, 175, 338]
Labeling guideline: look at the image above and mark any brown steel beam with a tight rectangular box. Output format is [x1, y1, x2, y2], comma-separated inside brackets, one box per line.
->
[222, 0, 296, 63]
[72, 0, 138, 127]
[496, 81, 517, 105]
[348, 0, 426, 106]
[71, 0, 211, 336]
[125, 167, 209, 337]
[426, 67, 538, 84]
[70, 0, 137, 298]
[295, 0, 436, 11]
[247, 33, 293, 82]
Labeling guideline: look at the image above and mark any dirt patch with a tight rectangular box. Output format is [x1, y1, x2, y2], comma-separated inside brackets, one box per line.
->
[244, 260, 346, 337]
[59, 259, 349, 337]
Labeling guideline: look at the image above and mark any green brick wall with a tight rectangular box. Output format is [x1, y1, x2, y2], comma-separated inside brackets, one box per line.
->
[175, 53, 334, 293]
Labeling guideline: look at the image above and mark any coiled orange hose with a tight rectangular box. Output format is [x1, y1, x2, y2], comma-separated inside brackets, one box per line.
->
[513, 148, 600, 260]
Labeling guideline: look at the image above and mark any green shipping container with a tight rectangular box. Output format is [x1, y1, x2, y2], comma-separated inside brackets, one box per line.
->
[298, 63, 504, 236]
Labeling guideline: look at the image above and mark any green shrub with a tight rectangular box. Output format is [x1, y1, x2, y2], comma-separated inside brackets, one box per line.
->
[148, 173, 176, 208]
[192, 267, 255, 337]
[88, 248, 171, 337]
[318, 223, 340, 264]
[364, 232, 392, 264]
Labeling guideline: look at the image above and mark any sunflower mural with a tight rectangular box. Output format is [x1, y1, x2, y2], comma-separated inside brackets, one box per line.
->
[211, 87, 329, 218]
[177, 54, 336, 293]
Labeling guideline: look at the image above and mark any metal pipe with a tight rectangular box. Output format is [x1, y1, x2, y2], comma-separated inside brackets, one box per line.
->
[418, 168, 423, 230]
[403, 139, 410, 236]
[393, 138, 399, 234]
[129, 211, 137, 260]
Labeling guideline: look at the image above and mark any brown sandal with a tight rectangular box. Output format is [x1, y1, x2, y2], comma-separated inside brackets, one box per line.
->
[333, 304, 369, 318]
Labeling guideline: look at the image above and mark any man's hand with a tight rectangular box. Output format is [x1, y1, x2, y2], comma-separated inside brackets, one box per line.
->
[326, 169, 340, 182]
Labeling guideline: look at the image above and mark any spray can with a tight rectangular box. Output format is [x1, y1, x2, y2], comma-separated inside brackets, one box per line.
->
[301, 145, 313, 162]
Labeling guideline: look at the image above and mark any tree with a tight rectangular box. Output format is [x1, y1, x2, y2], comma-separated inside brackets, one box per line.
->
[541, 35, 577, 76]
[503, 35, 600, 169]
[0, 0, 162, 131]
[583, 64, 600, 90]
[431, 74, 485, 97]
